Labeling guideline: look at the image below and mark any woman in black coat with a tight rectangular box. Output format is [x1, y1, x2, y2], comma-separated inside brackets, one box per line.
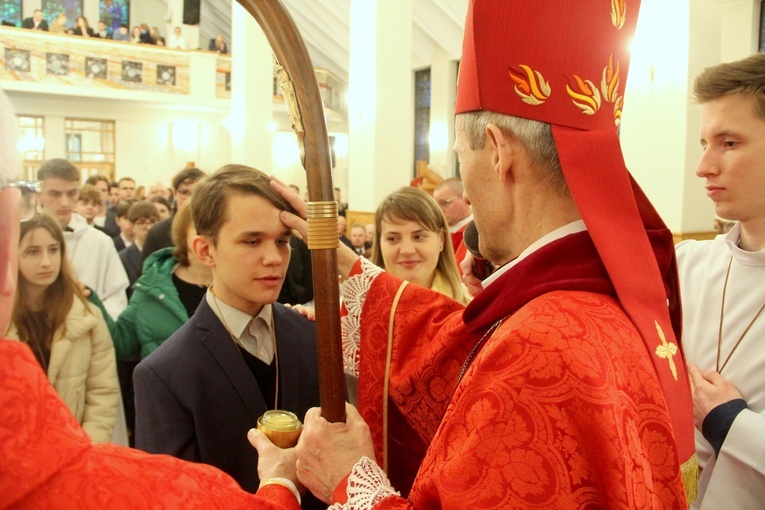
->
[72, 16, 96, 37]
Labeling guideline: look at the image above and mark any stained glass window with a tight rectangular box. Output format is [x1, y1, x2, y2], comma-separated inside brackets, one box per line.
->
[100, 0, 128, 33]
[0, 0, 22, 27]
[414, 68, 431, 174]
[42, 0, 82, 27]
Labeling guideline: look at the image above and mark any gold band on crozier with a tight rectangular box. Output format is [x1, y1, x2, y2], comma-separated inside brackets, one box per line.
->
[307, 201, 339, 249]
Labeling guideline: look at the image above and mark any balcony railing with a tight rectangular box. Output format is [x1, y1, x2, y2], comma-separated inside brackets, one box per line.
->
[1, 26, 346, 114]
[1, 26, 198, 96]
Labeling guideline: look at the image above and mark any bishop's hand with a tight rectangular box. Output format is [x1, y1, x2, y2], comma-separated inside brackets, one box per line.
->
[270, 177, 359, 279]
[295, 403, 376, 503]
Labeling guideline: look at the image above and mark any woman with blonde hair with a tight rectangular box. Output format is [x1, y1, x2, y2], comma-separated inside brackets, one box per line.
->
[149, 26, 165, 46]
[6, 214, 119, 443]
[370, 186, 470, 304]
[49, 13, 69, 34]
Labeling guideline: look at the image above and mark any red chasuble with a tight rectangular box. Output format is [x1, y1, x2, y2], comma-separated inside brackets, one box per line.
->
[354, 231, 687, 509]
[0, 340, 300, 510]
[450, 224, 469, 270]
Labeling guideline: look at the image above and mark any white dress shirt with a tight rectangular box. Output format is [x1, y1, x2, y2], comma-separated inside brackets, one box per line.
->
[206, 290, 275, 364]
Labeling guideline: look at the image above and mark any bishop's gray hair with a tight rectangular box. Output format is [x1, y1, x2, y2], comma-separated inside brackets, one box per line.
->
[457, 111, 568, 197]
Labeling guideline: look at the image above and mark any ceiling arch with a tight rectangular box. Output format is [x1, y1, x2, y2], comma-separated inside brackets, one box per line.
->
[280, 0, 468, 81]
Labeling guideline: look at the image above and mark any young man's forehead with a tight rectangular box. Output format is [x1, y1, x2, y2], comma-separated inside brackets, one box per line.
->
[221, 194, 288, 230]
[177, 178, 199, 189]
[42, 177, 79, 191]
[235, 227, 292, 238]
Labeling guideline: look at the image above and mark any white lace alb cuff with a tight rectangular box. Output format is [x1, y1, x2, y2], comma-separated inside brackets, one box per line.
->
[341, 258, 383, 378]
[329, 456, 400, 510]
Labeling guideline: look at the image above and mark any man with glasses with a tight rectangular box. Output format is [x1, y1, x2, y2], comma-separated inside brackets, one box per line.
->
[141, 167, 207, 263]
[37, 158, 129, 320]
[119, 200, 160, 297]
[433, 177, 473, 268]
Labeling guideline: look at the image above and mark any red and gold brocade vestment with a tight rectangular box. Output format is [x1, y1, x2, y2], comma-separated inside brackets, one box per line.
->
[338, 230, 688, 509]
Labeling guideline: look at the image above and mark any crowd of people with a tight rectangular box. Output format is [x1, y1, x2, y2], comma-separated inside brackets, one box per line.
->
[1, 1, 764, 508]
[9, 8, 229, 53]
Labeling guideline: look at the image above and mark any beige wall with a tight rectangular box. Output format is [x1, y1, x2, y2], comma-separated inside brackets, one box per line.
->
[8, 92, 231, 186]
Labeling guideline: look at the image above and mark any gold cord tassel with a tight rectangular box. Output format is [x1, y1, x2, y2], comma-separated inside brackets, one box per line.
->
[681, 452, 699, 505]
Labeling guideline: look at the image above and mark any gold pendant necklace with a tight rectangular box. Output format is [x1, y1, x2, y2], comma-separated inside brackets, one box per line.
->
[210, 285, 280, 409]
[716, 256, 765, 374]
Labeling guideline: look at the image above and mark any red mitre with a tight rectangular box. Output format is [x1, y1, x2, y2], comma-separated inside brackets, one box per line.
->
[456, 0, 697, 501]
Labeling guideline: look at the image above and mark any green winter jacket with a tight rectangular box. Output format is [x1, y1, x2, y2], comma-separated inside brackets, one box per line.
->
[110, 248, 190, 360]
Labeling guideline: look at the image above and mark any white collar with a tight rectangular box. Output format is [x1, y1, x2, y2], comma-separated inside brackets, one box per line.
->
[450, 214, 473, 234]
[726, 222, 765, 266]
[205, 289, 273, 339]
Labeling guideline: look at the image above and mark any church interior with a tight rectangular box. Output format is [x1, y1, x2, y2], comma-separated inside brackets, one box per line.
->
[1, 0, 762, 239]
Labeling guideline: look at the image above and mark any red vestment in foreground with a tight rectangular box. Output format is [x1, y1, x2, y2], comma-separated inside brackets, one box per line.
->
[348, 231, 687, 509]
[450, 224, 469, 270]
[0, 340, 299, 510]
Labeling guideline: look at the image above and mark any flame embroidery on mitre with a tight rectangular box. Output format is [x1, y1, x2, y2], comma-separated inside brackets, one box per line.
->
[600, 54, 621, 103]
[566, 75, 602, 115]
[611, 0, 626, 29]
[613, 96, 624, 126]
[509, 65, 551, 106]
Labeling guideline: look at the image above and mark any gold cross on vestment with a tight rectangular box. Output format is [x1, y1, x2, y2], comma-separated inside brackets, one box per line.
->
[654, 320, 678, 381]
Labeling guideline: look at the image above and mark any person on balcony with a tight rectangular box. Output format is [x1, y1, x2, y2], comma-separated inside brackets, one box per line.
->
[72, 16, 95, 38]
[167, 26, 187, 50]
[96, 20, 112, 39]
[22, 9, 48, 31]
[208, 33, 229, 54]
[49, 13, 68, 34]
[112, 24, 130, 42]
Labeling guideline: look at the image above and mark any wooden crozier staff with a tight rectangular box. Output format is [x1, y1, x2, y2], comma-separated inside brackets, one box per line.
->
[236, 0, 346, 425]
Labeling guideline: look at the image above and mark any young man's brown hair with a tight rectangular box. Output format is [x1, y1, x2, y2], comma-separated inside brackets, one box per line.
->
[112, 199, 133, 220]
[190, 164, 295, 244]
[37, 158, 80, 182]
[170, 201, 194, 267]
[172, 167, 206, 191]
[127, 200, 159, 224]
[78, 184, 102, 206]
[85, 174, 110, 189]
[693, 52, 765, 118]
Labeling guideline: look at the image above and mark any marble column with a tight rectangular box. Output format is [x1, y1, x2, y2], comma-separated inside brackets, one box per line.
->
[229, 0, 273, 171]
[346, 0, 413, 212]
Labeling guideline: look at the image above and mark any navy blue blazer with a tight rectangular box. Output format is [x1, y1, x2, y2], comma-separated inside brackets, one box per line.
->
[118, 244, 141, 298]
[133, 298, 320, 494]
